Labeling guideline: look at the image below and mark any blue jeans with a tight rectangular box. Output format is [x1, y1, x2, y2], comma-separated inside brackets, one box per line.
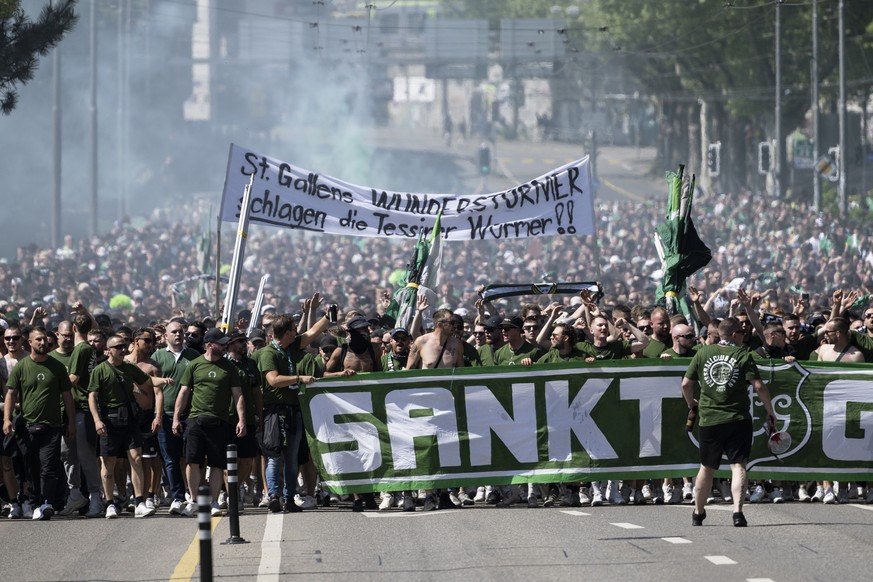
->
[157, 414, 186, 502]
[265, 409, 303, 499]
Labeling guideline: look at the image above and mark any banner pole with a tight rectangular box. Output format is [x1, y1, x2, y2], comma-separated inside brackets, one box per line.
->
[247, 274, 270, 335]
[214, 213, 222, 319]
[219, 175, 254, 333]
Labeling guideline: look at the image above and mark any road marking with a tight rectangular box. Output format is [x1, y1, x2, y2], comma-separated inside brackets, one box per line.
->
[257, 512, 284, 582]
[360, 510, 456, 518]
[559, 510, 591, 516]
[610, 522, 644, 529]
[705, 555, 737, 565]
[848, 503, 873, 512]
[601, 178, 646, 202]
[661, 537, 692, 544]
[169, 516, 221, 581]
[663, 504, 735, 512]
[746, 579, 776, 582]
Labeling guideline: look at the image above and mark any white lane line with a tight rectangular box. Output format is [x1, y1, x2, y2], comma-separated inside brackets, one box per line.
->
[848, 503, 873, 512]
[746, 579, 776, 582]
[257, 512, 284, 582]
[661, 537, 692, 544]
[610, 522, 644, 529]
[360, 511, 456, 518]
[663, 504, 735, 512]
[705, 555, 737, 565]
[559, 510, 591, 516]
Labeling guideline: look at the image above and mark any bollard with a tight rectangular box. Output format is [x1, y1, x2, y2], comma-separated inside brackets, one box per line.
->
[197, 485, 213, 582]
[222, 443, 247, 544]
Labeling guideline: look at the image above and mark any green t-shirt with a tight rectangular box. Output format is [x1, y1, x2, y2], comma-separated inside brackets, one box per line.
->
[641, 337, 667, 359]
[49, 349, 72, 370]
[576, 340, 632, 361]
[256, 338, 306, 406]
[477, 344, 497, 367]
[462, 342, 483, 367]
[684, 343, 761, 427]
[7, 356, 72, 427]
[494, 341, 545, 366]
[88, 360, 150, 409]
[662, 345, 699, 359]
[537, 347, 589, 364]
[227, 355, 260, 425]
[180, 355, 240, 422]
[68, 342, 98, 412]
[152, 347, 202, 414]
[381, 352, 408, 371]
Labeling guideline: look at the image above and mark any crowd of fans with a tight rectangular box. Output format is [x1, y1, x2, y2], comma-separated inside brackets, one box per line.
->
[0, 187, 872, 521]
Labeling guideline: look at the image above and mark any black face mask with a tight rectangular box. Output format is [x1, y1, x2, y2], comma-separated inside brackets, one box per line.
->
[348, 330, 370, 353]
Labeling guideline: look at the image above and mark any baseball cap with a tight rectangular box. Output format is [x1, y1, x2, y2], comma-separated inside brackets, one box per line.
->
[346, 316, 370, 331]
[203, 328, 231, 345]
[248, 329, 267, 344]
[390, 327, 410, 338]
[484, 315, 503, 329]
[499, 315, 524, 330]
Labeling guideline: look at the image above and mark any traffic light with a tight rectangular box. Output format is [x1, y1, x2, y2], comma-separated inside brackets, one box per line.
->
[478, 143, 491, 175]
[706, 142, 721, 177]
[758, 141, 772, 175]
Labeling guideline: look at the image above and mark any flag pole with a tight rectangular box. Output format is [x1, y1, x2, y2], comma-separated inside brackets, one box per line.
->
[219, 174, 254, 333]
[247, 274, 270, 334]
[214, 213, 222, 319]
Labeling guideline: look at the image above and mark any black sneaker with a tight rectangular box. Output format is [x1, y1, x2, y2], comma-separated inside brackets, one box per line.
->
[691, 509, 707, 526]
[352, 498, 364, 512]
[363, 493, 378, 510]
[267, 495, 282, 513]
[732, 512, 747, 527]
[485, 491, 501, 505]
[284, 499, 303, 513]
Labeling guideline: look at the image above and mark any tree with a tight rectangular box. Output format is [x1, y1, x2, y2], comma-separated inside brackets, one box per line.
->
[0, 0, 78, 114]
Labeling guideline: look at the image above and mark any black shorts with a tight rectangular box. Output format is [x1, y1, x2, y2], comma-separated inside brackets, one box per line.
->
[234, 425, 259, 458]
[99, 422, 143, 458]
[185, 416, 230, 469]
[698, 418, 752, 469]
[297, 431, 310, 465]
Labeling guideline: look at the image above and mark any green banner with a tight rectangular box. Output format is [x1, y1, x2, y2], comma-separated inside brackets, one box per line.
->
[299, 360, 873, 494]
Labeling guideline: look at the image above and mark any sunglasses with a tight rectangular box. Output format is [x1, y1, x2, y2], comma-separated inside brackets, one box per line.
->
[522, 326, 538, 331]
[639, 326, 653, 333]
[865, 313, 873, 319]
[474, 331, 487, 336]
[107, 344, 126, 351]
[678, 333, 696, 340]
[137, 337, 155, 343]
[4, 335, 21, 342]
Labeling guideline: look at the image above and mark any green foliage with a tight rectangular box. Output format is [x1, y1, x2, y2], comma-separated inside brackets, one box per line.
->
[0, 0, 78, 114]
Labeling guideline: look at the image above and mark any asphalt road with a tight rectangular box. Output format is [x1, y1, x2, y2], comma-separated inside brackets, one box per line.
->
[4, 497, 872, 581]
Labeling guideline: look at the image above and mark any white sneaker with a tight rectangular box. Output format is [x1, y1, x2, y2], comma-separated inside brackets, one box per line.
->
[181, 501, 197, 517]
[145, 497, 156, 511]
[449, 492, 462, 507]
[7, 503, 22, 519]
[457, 492, 474, 506]
[135, 502, 156, 518]
[22, 500, 33, 519]
[641, 484, 653, 501]
[218, 491, 228, 510]
[86, 495, 104, 518]
[682, 482, 693, 500]
[798, 486, 811, 502]
[719, 481, 732, 503]
[169, 499, 184, 515]
[33, 503, 54, 521]
[105, 503, 118, 519]
[812, 486, 824, 502]
[823, 487, 837, 504]
[769, 488, 784, 504]
[473, 486, 486, 503]
[402, 496, 416, 512]
[378, 493, 393, 511]
[750, 485, 766, 503]
[855, 485, 865, 500]
[608, 482, 626, 505]
[578, 487, 591, 505]
[591, 491, 604, 506]
[60, 490, 88, 516]
[210, 501, 222, 516]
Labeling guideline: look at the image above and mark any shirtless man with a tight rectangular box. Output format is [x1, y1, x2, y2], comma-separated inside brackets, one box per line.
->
[406, 309, 465, 370]
[404, 308, 466, 510]
[125, 327, 169, 511]
[324, 316, 381, 374]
